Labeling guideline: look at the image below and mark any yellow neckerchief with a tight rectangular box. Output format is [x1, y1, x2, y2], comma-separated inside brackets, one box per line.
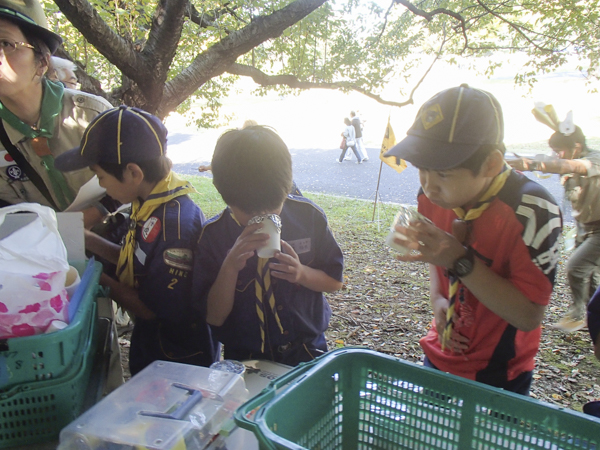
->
[441, 162, 511, 351]
[229, 209, 285, 353]
[116, 172, 196, 287]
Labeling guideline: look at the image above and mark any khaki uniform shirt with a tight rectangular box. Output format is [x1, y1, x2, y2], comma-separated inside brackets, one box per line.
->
[0, 90, 112, 210]
[563, 150, 600, 224]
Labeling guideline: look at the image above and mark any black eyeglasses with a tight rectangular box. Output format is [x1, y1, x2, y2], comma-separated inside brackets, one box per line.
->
[0, 39, 35, 54]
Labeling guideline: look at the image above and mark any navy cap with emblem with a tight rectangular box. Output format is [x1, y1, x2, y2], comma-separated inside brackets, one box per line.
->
[384, 84, 504, 170]
[54, 105, 167, 172]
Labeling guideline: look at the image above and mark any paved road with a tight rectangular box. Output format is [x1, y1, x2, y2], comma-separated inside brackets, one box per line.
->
[170, 140, 571, 221]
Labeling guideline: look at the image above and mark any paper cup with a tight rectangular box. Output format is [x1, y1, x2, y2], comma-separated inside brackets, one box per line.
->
[45, 320, 68, 334]
[248, 214, 281, 258]
[65, 266, 81, 299]
[385, 206, 432, 254]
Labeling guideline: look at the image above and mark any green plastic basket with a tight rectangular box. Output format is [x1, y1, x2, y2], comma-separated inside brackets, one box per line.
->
[235, 348, 600, 449]
[0, 297, 98, 448]
[0, 261, 102, 391]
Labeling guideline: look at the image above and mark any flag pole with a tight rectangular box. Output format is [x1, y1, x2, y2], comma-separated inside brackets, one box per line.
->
[372, 160, 384, 221]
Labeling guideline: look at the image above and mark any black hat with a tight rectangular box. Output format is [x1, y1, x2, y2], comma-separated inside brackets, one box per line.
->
[0, 0, 62, 54]
[54, 106, 167, 172]
[385, 84, 504, 170]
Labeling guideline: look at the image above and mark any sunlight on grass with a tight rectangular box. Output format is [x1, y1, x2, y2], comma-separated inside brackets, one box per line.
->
[181, 174, 394, 238]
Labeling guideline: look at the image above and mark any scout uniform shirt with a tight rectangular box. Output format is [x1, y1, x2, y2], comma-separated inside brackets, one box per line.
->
[0, 89, 111, 209]
[193, 195, 344, 365]
[127, 194, 217, 375]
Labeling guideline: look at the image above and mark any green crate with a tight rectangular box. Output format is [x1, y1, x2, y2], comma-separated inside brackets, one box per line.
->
[0, 298, 98, 448]
[0, 261, 102, 391]
[235, 348, 600, 449]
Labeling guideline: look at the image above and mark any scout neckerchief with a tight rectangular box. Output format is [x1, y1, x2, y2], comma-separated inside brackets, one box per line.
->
[441, 162, 511, 352]
[0, 79, 73, 210]
[255, 256, 285, 353]
[116, 173, 196, 287]
[229, 209, 285, 354]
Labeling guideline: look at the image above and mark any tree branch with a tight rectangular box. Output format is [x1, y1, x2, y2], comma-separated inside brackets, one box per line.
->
[475, 0, 562, 52]
[53, 0, 144, 82]
[159, 0, 327, 116]
[393, 0, 468, 50]
[226, 63, 414, 107]
[185, 1, 235, 31]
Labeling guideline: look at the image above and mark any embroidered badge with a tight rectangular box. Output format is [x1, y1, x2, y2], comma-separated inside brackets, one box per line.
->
[288, 238, 311, 255]
[421, 103, 444, 130]
[163, 248, 193, 271]
[0, 151, 14, 168]
[6, 165, 27, 181]
[142, 217, 161, 243]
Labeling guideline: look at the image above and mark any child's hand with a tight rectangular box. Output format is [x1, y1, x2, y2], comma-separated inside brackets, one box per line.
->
[223, 223, 269, 272]
[269, 240, 304, 284]
[432, 296, 469, 353]
[394, 221, 465, 269]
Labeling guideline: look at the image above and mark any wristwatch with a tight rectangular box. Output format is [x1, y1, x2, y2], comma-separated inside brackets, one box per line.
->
[452, 246, 475, 278]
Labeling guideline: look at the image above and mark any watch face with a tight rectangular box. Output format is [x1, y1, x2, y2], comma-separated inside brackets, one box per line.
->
[454, 255, 474, 277]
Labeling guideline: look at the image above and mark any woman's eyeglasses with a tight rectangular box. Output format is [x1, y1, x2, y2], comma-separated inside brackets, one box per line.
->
[0, 39, 35, 54]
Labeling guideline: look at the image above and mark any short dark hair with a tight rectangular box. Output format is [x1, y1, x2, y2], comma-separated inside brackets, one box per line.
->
[549, 126, 587, 152]
[98, 156, 172, 183]
[211, 126, 293, 214]
[21, 28, 50, 69]
[455, 143, 506, 175]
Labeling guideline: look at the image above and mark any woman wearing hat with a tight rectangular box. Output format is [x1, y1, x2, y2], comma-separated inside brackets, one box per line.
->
[0, 0, 115, 228]
[0, 0, 124, 392]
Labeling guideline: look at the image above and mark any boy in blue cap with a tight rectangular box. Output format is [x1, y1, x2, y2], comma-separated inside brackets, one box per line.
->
[192, 126, 343, 366]
[55, 106, 218, 375]
[385, 84, 562, 395]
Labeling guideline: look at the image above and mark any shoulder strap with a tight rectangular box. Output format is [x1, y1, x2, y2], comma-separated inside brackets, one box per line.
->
[0, 121, 59, 210]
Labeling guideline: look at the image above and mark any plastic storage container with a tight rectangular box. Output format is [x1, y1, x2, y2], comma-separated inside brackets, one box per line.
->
[0, 260, 102, 448]
[235, 348, 600, 450]
[58, 360, 250, 450]
[0, 260, 101, 391]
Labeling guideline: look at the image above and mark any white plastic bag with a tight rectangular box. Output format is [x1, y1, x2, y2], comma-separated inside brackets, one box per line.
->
[0, 203, 70, 338]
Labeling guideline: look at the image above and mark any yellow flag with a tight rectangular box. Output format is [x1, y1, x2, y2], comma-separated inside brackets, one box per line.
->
[379, 118, 407, 174]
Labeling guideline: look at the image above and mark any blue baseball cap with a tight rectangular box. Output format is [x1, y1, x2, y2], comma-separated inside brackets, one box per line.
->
[385, 84, 504, 170]
[55, 106, 167, 172]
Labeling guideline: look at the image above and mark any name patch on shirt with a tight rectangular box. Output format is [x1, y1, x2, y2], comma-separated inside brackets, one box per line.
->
[142, 217, 161, 243]
[288, 238, 311, 255]
[163, 248, 193, 271]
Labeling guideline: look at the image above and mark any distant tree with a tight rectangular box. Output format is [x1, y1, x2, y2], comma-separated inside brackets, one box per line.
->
[45, 0, 600, 126]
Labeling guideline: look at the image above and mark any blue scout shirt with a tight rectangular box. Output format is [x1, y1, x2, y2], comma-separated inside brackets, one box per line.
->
[193, 195, 343, 365]
[128, 194, 218, 375]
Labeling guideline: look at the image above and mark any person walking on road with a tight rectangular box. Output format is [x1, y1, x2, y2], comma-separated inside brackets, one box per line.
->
[338, 117, 361, 164]
[350, 110, 368, 161]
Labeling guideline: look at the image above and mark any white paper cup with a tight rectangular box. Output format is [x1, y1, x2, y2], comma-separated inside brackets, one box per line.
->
[248, 214, 281, 258]
[385, 230, 410, 255]
[45, 320, 68, 334]
[65, 266, 81, 299]
[385, 206, 432, 254]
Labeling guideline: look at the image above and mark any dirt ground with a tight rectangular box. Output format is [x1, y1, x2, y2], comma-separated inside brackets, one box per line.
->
[118, 220, 600, 413]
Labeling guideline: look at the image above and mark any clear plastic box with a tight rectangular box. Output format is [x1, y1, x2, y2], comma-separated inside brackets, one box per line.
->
[58, 360, 249, 450]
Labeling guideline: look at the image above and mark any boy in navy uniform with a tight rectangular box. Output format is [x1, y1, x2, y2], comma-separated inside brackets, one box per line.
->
[193, 126, 343, 366]
[55, 106, 217, 375]
[385, 85, 562, 395]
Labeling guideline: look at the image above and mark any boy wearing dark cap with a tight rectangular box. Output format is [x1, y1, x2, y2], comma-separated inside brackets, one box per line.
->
[192, 126, 343, 366]
[385, 84, 562, 395]
[55, 106, 218, 375]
